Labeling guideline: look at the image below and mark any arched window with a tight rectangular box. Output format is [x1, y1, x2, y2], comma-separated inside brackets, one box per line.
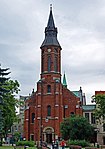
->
[32, 113, 35, 123]
[54, 56, 58, 72]
[47, 85, 51, 93]
[48, 56, 51, 72]
[42, 56, 44, 72]
[47, 105, 51, 116]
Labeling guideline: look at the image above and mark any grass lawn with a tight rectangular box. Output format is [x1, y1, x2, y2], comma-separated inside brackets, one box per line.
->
[0, 147, 14, 149]
[0, 146, 36, 149]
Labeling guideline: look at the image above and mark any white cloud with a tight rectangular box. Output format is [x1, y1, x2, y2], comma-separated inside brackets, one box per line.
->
[0, 0, 105, 104]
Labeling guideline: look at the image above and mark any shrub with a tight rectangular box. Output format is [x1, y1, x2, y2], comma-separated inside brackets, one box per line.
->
[16, 140, 35, 147]
[68, 140, 90, 147]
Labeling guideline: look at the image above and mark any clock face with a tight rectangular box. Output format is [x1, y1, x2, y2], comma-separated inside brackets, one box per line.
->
[48, 49, 51, 52]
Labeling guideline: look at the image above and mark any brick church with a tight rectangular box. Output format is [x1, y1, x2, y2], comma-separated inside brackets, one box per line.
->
[24, 6, 86, 143]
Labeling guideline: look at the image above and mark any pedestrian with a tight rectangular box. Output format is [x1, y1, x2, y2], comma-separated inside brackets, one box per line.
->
[60, 139, 66, 149]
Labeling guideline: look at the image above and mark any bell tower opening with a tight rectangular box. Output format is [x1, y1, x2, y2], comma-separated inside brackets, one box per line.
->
[48, 55, 51, 72]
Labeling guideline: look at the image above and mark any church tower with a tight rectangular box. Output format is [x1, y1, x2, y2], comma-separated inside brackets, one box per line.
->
[35, 5, 64, 143]
[24, 5, 83, 143]
[40, 5, 61, 80]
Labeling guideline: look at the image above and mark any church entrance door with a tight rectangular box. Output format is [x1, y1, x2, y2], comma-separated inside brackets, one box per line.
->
[46, 133, 52, 143]
[43, 127, 54, 143]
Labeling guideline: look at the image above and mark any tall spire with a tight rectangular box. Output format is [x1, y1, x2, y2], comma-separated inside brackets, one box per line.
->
[41, 5, 61, 48]
[63, 72, 67, 88]
[47, 4, 55, 28]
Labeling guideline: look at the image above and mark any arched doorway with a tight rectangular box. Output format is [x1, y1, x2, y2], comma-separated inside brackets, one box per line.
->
[43, 127, 54, 143]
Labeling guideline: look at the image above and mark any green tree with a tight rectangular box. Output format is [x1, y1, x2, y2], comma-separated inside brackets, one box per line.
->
[0, 67, 10, 145]
[60, 115, 94, 141]
[92, 94, 105, 122]
[3, 80, 20, 138]
[14, 132, 21, 142]
[0, 66, 20, 145]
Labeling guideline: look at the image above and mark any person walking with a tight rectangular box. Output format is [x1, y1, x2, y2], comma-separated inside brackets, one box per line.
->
[60, 140, 66, 149]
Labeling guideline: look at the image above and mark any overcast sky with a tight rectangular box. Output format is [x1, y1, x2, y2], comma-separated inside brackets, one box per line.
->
[0, 0, 105, 104]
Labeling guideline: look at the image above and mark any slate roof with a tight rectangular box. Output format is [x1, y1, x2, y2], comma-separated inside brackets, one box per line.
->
[41, 6, 61, 48]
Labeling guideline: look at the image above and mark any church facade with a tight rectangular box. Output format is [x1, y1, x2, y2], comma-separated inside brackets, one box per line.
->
[24, 6, 85, 143]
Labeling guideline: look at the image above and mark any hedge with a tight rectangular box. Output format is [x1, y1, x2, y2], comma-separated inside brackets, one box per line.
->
[68, 140, 90, 147]
[16, 141, 35, 147]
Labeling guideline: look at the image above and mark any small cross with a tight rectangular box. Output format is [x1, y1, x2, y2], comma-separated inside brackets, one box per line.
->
[50, 4, 52, 11]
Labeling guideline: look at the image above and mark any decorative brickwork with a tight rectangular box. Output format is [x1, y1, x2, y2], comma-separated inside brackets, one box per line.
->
[24, 7, 83, 143]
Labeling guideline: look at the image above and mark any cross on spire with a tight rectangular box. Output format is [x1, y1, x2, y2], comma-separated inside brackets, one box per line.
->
[50, 4, 52, 11]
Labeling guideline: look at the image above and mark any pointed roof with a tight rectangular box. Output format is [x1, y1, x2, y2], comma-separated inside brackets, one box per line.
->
[47, 6, 55, 28]
[41, 5, 61, 48]
[63, 72, 67, 88]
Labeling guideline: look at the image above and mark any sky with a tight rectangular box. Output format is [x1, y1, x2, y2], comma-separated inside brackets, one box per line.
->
[0, 0, 105, 104]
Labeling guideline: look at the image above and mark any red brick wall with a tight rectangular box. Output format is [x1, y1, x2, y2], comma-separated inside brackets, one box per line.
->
[24, 45, 83, 142]
[95, 91, 105, 95]
[24, 83, 83, 141]
[41, 47, 61, 75]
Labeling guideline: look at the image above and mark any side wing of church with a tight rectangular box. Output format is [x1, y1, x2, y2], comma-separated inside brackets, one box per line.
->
[24, 6, 85, 143]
